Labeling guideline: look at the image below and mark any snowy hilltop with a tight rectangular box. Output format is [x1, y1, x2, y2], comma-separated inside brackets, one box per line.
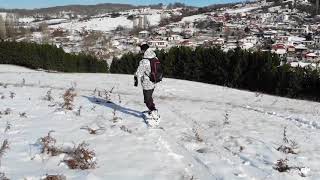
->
[0, 64, 320, 179]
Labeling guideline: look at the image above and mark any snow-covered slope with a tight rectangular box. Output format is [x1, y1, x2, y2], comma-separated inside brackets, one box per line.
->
[0, 65, 320, 179]
[50, 12, 161, 32]
[50, 16, 133, 32]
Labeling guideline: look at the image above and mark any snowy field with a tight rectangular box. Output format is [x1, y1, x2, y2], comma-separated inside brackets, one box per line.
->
[50, 13, 161, 32]
[225, 6, 260, 14]
[1, 65, 320, 179]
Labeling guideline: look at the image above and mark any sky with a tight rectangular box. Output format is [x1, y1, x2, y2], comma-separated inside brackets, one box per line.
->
[0, 0, 242, 9]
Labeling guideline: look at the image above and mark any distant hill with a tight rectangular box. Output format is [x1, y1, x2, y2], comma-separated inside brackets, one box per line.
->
[0, 3, 136, 16]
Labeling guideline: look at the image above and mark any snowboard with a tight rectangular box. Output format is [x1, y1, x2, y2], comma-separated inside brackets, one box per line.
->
[141, 111, 164, 130]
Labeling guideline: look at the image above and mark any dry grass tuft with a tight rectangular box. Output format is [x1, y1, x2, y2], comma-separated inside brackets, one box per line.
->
[62, 88, 77, 110]
[42, 174, 66, 180]
[62, 142, 96, 170]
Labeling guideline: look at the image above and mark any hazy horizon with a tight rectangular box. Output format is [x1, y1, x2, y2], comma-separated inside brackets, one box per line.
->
[0, 0, 243, 9]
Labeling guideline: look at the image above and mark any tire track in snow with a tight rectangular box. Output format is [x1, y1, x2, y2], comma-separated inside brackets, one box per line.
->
[239, 105, 320, 130]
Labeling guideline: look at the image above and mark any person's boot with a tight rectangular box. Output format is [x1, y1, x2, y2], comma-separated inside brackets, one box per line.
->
[148, 110, 160, 127]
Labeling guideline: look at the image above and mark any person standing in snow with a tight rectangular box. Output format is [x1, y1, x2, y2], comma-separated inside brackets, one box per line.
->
[134, 43, 160, 125]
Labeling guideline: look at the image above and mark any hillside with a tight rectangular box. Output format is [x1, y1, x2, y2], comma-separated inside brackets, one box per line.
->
[0, 3, 136, 16]
[0, 65, 320, 179]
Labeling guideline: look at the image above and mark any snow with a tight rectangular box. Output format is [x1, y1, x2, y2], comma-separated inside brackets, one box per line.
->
[146, 14, 161, 26]
[49, 12, 161, 32]
[225, 6, 259, 14]
[50, 16, 133, 32]
[181, 14, 207, 23]
[1, 64, 320, 179]
[44, 19, 69, 25]
[290, 62, 318, 68]
[19, 17, 35, 23]
[0, 12, 7, 20]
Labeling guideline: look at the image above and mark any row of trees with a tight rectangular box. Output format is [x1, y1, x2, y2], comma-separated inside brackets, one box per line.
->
[110, 46, 320, 102]
[0, 41, 109, 73]
[0, 13, 18, 40]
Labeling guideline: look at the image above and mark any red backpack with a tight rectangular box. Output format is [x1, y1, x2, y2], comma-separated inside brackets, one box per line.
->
[148, 58, 163, 83]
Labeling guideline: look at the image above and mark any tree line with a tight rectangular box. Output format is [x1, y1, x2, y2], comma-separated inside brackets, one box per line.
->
[0, 41, 109, 73]
[110, 46, 320, 102]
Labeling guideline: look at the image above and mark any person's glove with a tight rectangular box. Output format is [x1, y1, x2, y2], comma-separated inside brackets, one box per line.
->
[134, 76, 138, 87]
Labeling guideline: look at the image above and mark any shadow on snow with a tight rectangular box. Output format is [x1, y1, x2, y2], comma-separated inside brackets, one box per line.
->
[83, 95, 143, 119]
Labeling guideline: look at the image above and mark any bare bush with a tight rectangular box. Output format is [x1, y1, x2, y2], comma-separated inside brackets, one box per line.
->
[19, 112, 27, 118]
[21, 78, 26, 86]
[42, 174, 66, 180]
[111, 108, 122, 123]
[0, 82, 8, 89]
[9, 92, 15, 99]
[4, 108, 11, 115]
[274, 158, 290, 172]
[273, 158, 307, 176]
[4, 122, 11, 133]
[103, 87, 115, 103]
[38, 131, 62, 156]
[62, 88, 77, 110]
[0, 139, 9, 166]
[120, 125, 132, 134]
[192, 128, 203, 142]
[80, 126, 105, 135]
[62, 142, 96, 170]
[223, 111, 230, 125]
[0, 108, 11, 116]
[276, 127, 299, 154]
[255, 92, 263, 97]
[75, 106, 82, 116]
[0, 172, 9, 180]
[43, 89, 54, 101]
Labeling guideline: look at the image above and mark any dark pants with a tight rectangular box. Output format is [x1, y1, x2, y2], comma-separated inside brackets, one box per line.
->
[143, 89, 156, 111]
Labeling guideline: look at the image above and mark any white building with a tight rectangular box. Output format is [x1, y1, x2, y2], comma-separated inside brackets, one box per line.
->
[133, 15, 150, 29]
[148, 40, 169, 49]
[139, 30, 150, 39]
[168, 34, 182, 41]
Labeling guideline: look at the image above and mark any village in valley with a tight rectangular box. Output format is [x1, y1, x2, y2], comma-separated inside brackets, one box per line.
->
[1, 0, 320, 67]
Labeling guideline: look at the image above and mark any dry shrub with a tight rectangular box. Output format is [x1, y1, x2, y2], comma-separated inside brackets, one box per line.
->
[0, 82, 8, 89]
[0, 139, 9, 167]
[192, 128, 203, 142]
[274, 158, 290, 172]
[120, 125, 132, 134]
[80, 126, 105, 135]
[37, 133, 97, 170]
[4, 122, 11, 133]
[19, 112, 27, 118]
[9, 92, 15, 99]
[112, 108, 122, 123]
[42, 174, 66, 180]
[277, 127, 299, 154]
[0, 172, 9, 180]
[43, 89, 54, 101]
[62, 142, 96, 170]
[223, 111, 230, 125]
[62, 88, 76, 110]
[103, 87, 114, 103]
[273, 158, 308, 177]
[0, 140, 9, 157]
[0, 108, 11, 116]
[39, 131, 62, 156]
